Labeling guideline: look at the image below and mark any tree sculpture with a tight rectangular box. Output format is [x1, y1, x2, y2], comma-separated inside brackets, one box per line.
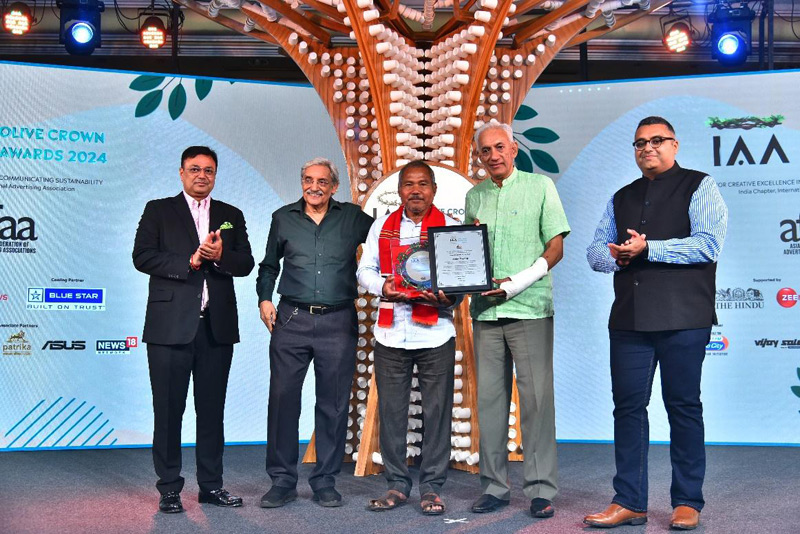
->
[176, 0, 672, 475]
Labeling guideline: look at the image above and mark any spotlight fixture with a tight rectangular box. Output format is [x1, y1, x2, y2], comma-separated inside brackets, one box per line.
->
[660, 10, 693, 53]
[709, 2, 755, 65]
[140, 15, 166, 49]
[3, 2, 32, 35]
[57, 0, 105, 55]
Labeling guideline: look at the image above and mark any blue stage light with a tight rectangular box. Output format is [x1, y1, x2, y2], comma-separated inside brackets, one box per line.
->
[717, 33, 741, 56]
[57, 0, 104, 55]
[709, 4, 754, 66]
[70, 21, 94, 44]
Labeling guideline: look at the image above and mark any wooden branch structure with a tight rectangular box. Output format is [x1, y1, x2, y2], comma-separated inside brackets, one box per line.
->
[175, 0, 672, 476]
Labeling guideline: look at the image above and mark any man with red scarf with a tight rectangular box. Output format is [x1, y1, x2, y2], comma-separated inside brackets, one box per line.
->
[357, 160, 460, 515]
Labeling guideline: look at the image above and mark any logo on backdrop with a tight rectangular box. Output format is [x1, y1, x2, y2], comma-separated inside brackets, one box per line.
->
[3, 330, 32, 356]
[709, 115, 790, 167]
[42, 340, 86, 351]
[96, 336, 138, 355]
[0, 204, 38, 254]
[26, 287, 106, 311]
[0, 293, 8, 302]
[779, 216, 800, 255]
[776, 287, 798, 308]
[706, 332, 729, 354]
[716, 287, 764, 310]
[754, 338, 800, 349]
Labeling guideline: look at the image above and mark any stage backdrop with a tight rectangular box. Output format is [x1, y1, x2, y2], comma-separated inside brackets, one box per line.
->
[1, 62, 798, 450]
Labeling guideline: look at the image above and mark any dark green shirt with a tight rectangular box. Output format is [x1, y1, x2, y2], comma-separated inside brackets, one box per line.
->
[256, 198, 374, 306]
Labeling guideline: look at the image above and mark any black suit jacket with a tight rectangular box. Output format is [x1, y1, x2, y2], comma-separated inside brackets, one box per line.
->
[133, 193, 254, 346]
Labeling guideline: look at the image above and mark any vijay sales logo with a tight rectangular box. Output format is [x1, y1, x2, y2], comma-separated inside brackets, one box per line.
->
[706, 332, 729, 353]
[96, 336, 138, 355]
[26, 287, 106, 311]
[754, 337, 800, 349]
[776, 287, 798, 308]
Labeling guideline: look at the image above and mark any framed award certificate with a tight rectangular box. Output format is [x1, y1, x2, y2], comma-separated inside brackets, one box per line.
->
[428, 225, 492, 294]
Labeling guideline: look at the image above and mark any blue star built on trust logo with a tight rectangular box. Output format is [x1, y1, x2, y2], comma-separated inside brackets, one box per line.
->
[26, 287, 106, 311]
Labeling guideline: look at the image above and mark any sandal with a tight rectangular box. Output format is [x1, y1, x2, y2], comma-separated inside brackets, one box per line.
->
[367, 489, 407, 512]
[420, 492, 445, 516]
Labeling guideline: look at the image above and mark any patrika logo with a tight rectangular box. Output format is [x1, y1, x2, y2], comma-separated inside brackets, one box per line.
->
[792, 368, 800, 414]
[129, 75, 231, 120]
[3, 330, 32, 356]
[512, 105, 560, 174]
[707, 115, 784, 130]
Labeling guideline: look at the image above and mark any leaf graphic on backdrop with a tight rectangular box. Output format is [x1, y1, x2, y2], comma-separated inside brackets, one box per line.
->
[168, 84, 187, 120]
[195, 79, 213, 101]
[796, 367, 800, 381]
[515, 105, 538, 121]
[515, 150, 534, 173]
[129, 75, 165, 92]
[135, 90, 163, 117]
[530, 149, 559, 173]
[522, 127, 560, 144]
[792, 386, 800, 399]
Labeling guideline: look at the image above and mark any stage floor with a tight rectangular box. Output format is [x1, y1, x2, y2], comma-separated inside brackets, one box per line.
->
[1, 442, 797, 534]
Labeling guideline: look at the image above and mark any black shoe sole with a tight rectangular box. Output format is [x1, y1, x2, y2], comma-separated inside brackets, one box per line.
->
[159, 506, 184, 514]
[471, 500, 510, 513]
[313, 494, 343, 507]
[584, 517, 648, 528]
[260, 490, 298, 508]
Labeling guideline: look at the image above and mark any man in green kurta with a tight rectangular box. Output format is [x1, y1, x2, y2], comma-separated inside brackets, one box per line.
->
[466, 121, 570, 519]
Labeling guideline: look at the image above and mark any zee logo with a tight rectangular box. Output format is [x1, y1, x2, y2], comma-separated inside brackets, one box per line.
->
[776, 288, 798, 308]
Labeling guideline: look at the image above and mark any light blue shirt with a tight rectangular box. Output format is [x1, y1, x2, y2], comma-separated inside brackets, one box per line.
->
[587, 176, 728, 273]
[357, 210, 460, 350]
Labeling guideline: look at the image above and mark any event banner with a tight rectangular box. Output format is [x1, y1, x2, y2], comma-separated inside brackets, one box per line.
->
[0, 61, 347, 449]
[521, 70, 800, 444]
[1, 62, 798, 450]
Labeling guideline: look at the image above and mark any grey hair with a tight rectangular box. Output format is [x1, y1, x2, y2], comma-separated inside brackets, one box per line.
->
[300, 157, 340, 185]
[474, 120, 514, 148]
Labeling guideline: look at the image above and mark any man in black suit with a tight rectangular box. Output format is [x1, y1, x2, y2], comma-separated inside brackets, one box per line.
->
[133, 146, 254, 513]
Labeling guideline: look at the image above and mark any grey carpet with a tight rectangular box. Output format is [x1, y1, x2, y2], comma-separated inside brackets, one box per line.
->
[1, 443, 797, 534]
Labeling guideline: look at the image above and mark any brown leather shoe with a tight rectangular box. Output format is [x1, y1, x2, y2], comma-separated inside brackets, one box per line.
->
[583, 504, 647, 528]
[670, 506, 700, 530]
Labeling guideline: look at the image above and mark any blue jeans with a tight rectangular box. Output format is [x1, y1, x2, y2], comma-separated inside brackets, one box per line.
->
[609, 327, 710, 513]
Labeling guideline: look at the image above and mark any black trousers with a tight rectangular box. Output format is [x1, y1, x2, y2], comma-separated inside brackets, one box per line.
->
[147, 314, 233, 495]
[374, 338, 455, 497]
[266, 300, 358, 491]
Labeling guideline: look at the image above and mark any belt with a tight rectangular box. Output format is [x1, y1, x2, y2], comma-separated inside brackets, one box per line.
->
[282, 300, 351, 315]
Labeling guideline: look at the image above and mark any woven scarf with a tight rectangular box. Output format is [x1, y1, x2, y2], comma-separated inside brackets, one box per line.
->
[378, 205, 445, 327]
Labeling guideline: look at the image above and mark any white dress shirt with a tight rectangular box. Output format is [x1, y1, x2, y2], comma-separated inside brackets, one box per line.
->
[357, 209, 460, 350]
[184, 191, 210, 310]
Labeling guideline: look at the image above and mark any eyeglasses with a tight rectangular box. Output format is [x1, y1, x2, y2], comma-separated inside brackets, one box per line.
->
[184, 166, 216, 176]
[633, 136, 675, 150]
[302, 176, 332, 188]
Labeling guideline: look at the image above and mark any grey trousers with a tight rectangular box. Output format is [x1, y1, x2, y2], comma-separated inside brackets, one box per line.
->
[374, 338, 455, 497]
[473, 317, 558, 501]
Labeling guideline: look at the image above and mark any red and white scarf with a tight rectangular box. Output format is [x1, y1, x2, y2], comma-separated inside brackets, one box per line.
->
[378, 205, 445, 327]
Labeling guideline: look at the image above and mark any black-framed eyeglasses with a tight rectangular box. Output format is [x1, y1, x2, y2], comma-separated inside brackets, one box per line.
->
[184, 166, 216, 176]
[633, 136, 675, 150]
[302, 176, 332, 188]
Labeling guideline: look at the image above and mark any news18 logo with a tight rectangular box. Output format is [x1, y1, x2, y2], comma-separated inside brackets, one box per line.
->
[96, 337, 138, 355]
[776, 288, 798, 308]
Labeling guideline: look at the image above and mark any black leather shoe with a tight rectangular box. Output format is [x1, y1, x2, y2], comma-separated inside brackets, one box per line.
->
[159, 492, 184, 514]
[260, 486, 298, 508]
[530, 498, 555, 518]
[471, 494, 510, 513]
[313, 487, 343, 507]
[198, 488, 243, 507]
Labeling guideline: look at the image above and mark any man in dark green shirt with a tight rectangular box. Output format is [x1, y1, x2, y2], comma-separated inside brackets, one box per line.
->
[256, 157, 373, 509]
